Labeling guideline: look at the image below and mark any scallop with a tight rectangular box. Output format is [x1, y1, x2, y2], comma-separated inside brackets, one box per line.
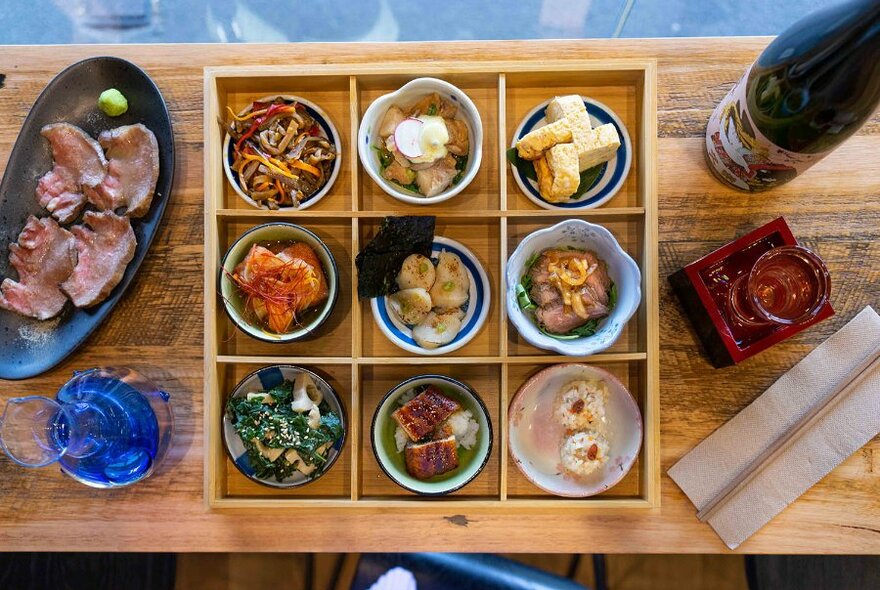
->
[389, 288, 433, 325]
[397, 254, 436, 290]
[429, 251, 470, 309]
[412, 309, 464, 349]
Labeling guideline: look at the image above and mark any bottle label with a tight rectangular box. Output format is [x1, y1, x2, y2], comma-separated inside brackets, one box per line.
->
[705, 66, 826, 191]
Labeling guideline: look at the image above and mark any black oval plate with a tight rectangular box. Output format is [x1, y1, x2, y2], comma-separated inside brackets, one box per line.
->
[0, 57, 174, 380]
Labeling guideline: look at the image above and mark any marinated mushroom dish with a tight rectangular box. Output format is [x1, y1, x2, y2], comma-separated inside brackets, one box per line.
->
[374, 93, 469, 197]
[226, 373, 343, 482]
[223, 96, 337, 209]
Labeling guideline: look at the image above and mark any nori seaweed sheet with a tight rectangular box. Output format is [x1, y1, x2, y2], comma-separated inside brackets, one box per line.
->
[355, 216, 436, 299]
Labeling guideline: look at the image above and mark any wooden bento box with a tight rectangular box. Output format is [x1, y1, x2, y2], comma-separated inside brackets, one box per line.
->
[203, 59, 659, 509]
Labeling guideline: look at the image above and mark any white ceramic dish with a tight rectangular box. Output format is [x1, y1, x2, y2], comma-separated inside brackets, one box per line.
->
[357, 78, 483, 205]
[505, 219, 641, 356]
[510, 96, 632, 210]
[222, 95, 342, 211]
[223, 364, 346, 489]
[371, 374, 492, 496]
[508, 363, 642, 498]
[370, 236, 490, 356]
[219, 222, 339, 343]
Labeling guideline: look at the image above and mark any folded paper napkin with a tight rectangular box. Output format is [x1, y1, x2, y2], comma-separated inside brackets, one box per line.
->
[669, 306, 880, 549]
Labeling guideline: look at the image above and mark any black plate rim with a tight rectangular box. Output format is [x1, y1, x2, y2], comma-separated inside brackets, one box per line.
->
[0, 56, 175, 380]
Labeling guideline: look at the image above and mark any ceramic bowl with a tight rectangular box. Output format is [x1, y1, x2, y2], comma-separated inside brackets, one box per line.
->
[371, 375, 492, 496]
[357, 77, 483, 205]
[510, 96, 632, 210]
[222, 95, 342, 211]
[219, 222, 339, 343]
[370, 236, 491, 356]
[505, 219, 641, 356]
[223, 364, 346, 489]
[508, 363, 642, 497]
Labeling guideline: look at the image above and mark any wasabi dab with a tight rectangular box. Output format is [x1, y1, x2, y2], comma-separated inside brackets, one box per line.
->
[98, 88, 128, 117]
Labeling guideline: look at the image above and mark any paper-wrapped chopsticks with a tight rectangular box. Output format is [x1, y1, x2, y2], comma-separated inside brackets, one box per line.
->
[669, 306, 880, 549]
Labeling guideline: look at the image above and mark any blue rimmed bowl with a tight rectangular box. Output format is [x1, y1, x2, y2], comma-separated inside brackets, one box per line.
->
[370, 236, 491, 356]
[222, 95, 342, 211]
[506, 219, 641, 356]
[510, 97, 632, 210]
[222, 364, 346, 489]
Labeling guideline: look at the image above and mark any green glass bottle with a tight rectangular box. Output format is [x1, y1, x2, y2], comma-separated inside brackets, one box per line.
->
[705, 0, 880, 192]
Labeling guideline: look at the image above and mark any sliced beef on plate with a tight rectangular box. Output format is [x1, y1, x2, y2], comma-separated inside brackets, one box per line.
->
[36, 123, 108, 224]
[61, 211, 136, 308]
[0, 216, 75, 320]
[83, 124, 159, 218]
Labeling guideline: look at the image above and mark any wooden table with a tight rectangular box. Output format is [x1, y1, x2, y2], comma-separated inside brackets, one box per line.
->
[0, 39, 877, 554]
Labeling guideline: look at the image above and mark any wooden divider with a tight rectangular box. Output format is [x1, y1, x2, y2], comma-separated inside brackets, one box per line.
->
[204, 60, 659, 509]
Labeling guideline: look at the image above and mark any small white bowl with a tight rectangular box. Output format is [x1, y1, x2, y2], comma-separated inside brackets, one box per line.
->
[506, 219, 641, 356]
[223, 95, 342, 211]
[508, 363, 642, 498]
[219, 223, 339, 343]
[357, 78, 483, 205]
[370, 236, 491, 356]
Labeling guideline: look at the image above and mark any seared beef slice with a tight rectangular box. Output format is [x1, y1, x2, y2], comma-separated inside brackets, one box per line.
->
[36, 123, 107, 224]
[0, 216, 75, 319]
[85, 124, 159, 218]
[62, 211, 136, 307]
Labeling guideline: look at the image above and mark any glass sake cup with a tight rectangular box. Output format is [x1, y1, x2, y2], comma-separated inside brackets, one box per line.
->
[727, 245, 830, 327]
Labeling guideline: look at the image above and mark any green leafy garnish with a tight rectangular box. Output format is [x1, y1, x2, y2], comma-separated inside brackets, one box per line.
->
[608, 282, 618, 309]
[452, 154, 468, 185]
[426, 103, 438, 116]
[515, 283, 536, 311]
[226, 379, 343, 482]
[373, 145, 394, 172]
[523, 250, 541, 271]
[507, 147, 537, 181]
[506, 147, 607, 201]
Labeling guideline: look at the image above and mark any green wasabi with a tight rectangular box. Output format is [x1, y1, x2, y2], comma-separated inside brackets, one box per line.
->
[98, 88, 128, 117]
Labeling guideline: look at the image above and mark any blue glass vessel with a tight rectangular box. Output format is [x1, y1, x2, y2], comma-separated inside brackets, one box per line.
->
[0, 367, 173, 488]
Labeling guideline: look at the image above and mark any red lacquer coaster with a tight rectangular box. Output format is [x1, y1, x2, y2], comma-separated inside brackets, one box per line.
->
[669, 217, 834, 367]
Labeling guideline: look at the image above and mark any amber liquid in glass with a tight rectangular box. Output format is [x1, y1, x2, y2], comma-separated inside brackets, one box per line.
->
[730, 246, 830, 327]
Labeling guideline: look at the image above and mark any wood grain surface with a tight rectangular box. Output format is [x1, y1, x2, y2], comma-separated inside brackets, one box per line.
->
[0, 39, 877, 553]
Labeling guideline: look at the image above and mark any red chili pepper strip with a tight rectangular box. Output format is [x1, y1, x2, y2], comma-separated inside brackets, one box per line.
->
[234, 103, 294, 152]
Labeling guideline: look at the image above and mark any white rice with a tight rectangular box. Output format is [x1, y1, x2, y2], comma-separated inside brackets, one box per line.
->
[560, 430, 610, 477]
[446, 409, 479, 450]
[396, 388, 418, 406]
[554, 380, 607, 432]
[394, 426, 409, 453]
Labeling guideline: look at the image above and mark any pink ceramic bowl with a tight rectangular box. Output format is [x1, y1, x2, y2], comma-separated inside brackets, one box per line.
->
[508, 363, 642, 497]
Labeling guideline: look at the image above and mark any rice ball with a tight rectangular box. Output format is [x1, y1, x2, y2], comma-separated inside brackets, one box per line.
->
[554, 380, 607, 432]
[560, 430, 610, 477]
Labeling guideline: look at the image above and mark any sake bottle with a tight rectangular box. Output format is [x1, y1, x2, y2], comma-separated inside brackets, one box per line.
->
[705, 0, 880, 192]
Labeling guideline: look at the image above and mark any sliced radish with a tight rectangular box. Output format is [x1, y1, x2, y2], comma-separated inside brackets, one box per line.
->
[394, 118, 424, 159]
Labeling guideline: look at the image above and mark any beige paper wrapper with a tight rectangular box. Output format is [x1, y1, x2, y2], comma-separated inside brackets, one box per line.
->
[668, 306, 880, 549]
